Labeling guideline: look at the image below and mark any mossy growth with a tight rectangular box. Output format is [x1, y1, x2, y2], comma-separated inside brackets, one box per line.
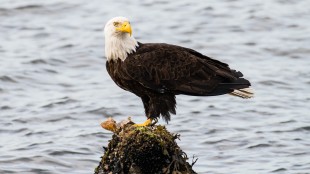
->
[95, 120, 196, 174]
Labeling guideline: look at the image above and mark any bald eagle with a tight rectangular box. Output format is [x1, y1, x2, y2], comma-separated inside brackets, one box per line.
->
[104, 17, 253, 126]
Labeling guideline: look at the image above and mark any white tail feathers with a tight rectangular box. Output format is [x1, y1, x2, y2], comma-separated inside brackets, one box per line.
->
[229, 88, 254, 99]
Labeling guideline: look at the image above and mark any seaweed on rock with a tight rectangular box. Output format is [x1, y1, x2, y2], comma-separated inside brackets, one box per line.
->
[95, 118, 196, 174]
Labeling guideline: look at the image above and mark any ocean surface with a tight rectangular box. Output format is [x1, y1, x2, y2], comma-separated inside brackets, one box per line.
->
[1, 0, 310, 173]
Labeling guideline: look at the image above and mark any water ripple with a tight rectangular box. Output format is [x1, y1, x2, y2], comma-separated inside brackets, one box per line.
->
[0, 0, 310, 173]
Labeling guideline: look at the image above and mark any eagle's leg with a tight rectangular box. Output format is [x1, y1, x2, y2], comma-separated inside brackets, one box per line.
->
[133, 118, 153, 127]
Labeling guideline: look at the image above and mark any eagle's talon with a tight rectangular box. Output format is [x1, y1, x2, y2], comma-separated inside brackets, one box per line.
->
[151, 118, 158, 126]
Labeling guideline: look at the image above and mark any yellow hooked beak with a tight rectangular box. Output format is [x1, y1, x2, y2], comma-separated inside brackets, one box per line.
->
[116, 21, 132, 36]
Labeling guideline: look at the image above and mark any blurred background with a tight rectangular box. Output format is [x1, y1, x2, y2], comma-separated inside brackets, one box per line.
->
[0, 0, 310, 173]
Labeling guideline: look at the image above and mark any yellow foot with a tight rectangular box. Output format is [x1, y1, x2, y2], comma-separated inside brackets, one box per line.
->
[134, 118, 152, 127]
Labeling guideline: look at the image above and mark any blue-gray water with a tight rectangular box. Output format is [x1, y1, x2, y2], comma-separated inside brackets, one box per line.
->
[1, 0, 310, 173]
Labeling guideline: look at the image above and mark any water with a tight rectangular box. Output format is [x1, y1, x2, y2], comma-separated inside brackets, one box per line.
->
[1, 0, 310, 173]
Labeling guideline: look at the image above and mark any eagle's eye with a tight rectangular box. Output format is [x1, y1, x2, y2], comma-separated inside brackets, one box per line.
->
[113, 22, 120, 27]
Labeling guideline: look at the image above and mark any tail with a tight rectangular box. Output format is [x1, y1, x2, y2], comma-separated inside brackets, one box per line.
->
[230, 88, 254, 99]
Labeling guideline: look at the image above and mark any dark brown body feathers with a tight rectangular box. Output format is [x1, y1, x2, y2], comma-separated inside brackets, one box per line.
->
[106, 43, 251, 122]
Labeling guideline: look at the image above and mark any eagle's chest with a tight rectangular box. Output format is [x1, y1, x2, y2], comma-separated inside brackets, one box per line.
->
[106, 60, 139, 93]
[107, 61, 126, 86]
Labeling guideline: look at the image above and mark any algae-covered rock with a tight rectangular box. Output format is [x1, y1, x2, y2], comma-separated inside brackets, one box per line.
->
[95, 118, 196, 174]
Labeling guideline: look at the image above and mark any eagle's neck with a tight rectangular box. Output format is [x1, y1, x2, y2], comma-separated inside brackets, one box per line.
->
[105, 34, 138, 61]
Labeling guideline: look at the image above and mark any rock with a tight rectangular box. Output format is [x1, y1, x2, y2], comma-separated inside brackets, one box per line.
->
[95, 118, 197, 174]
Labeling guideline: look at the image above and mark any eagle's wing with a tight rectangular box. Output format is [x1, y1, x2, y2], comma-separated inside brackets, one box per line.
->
[123, 43, 250, 96]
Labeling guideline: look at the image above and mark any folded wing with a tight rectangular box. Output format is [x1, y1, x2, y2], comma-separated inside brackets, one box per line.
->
[123, 43, 251, 96]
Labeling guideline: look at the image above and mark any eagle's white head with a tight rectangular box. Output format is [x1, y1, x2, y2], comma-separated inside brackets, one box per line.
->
[104, 17, 138, 61]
